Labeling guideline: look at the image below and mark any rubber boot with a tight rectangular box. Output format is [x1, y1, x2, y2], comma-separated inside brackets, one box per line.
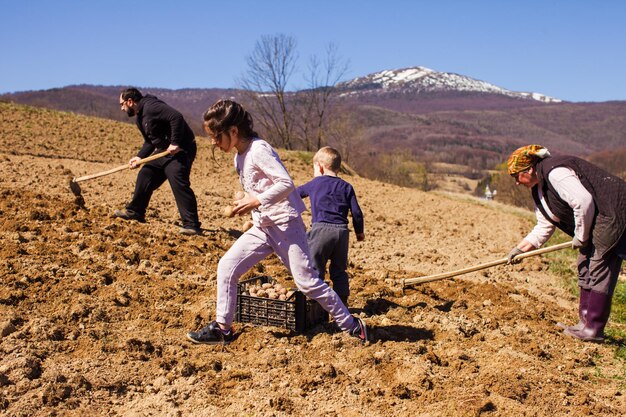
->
[563, 290, 612, 342]
[557, 287, 590, 331]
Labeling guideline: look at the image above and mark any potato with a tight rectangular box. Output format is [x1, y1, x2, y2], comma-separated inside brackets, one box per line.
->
[244, 280, 296, 300]
[223, 206, 235, 218]
[242, 220, 254, 232]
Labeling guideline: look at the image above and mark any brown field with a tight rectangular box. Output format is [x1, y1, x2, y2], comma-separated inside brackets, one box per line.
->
[1, 102, 625, 416]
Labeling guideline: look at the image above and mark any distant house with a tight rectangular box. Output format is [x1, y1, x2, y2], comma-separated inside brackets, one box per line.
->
[484, 185, 496, 200]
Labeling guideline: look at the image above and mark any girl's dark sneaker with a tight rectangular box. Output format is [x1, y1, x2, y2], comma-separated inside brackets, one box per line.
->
[350, 318, 368, 344]
[187, 321, 234, 345]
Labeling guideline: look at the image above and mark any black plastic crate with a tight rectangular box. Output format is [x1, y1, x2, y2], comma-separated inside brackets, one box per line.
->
[236, 275, 328, 333]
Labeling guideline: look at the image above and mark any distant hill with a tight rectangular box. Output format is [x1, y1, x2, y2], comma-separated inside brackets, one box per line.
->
[345, 101, 626, 168]
[338, 67, 562, 103]
[0, 66, 560, 126]
[0, 85, 238, 134]
[2, 66, 625, 189]
[334, 66, 560, 114]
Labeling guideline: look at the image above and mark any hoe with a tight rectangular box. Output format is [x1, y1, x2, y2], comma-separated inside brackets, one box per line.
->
[402, 241, 573, 289]
[69, 150, 170, 197]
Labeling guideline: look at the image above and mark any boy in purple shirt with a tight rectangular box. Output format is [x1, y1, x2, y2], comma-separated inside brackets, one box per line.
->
[297, 147, 365, 307]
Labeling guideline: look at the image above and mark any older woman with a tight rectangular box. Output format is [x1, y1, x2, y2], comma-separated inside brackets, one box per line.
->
[506, 144, 626, 342]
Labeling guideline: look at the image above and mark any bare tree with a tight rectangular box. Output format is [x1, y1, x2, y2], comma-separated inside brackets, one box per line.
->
[239, 34, 298, 149]
[299, 43, 349, 150]
[325, 110, 364, 166]
[291, 89, 315, 151]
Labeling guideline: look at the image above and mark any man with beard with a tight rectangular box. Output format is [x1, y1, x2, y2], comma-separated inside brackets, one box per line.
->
[116, 87, 201, 235]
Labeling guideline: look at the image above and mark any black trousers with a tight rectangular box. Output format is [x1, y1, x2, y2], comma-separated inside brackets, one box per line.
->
[126, 142, 200, 229]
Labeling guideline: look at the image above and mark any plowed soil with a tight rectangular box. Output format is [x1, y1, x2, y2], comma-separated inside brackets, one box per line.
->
[1, 102, 625, 416]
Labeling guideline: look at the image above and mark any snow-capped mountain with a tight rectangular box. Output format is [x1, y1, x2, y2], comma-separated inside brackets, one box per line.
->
[338, 66, 561, 103]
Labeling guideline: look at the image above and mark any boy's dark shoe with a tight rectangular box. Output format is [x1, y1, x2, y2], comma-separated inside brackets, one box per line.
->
[339, 295, 349, 308]
[350, 317, 368, 344]
[187, 321, 234, 345]
[113, 209, 145, 223]
[179, 226, 202, 236]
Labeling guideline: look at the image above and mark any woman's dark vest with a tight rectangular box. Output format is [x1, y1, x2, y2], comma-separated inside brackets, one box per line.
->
[533, 155, 626, 257]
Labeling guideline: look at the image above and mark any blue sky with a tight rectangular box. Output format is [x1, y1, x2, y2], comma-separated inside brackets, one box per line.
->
[1, 0, 625, 102]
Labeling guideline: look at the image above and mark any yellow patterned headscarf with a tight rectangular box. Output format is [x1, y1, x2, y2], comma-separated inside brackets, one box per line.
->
[507, 145, 551, 175]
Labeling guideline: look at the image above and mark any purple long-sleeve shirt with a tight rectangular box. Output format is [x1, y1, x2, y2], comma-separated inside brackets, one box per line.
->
[297, 175, 364, 234]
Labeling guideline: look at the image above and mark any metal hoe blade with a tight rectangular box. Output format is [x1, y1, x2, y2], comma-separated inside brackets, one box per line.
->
[69, 178, 82, 197]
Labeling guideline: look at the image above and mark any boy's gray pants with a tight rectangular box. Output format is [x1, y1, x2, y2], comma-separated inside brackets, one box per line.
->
[308, 222, 350, 298]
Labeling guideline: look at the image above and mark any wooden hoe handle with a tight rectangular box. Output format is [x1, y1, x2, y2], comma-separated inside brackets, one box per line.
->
[402, 241, 573, 288]
[73, 151, 170, 183]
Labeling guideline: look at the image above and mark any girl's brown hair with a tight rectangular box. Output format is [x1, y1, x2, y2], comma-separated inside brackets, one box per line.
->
[202, 99, 258, 139]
